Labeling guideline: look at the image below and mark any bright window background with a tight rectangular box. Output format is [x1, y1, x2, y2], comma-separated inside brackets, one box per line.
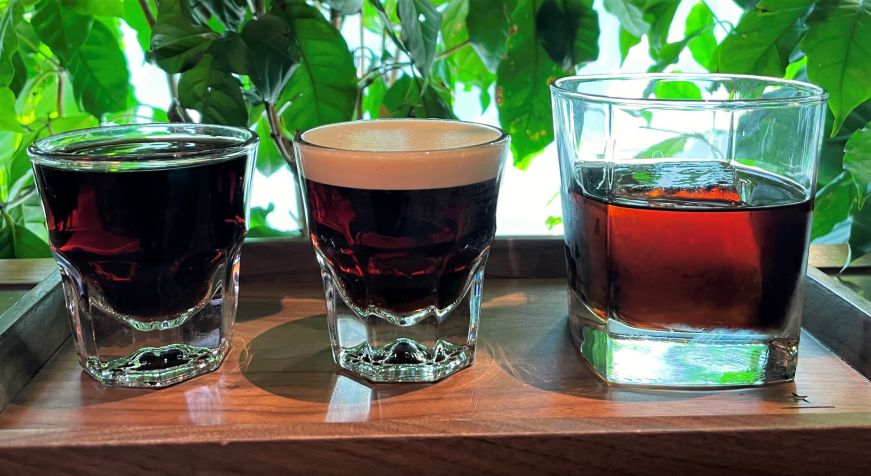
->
[124, 0, 742, 236]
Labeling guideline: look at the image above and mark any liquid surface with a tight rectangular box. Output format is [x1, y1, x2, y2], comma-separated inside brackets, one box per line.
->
[34, 155, 249, 318]
[301, 119, 502, 152]
[296, 120, 507, 190]
[563, 161, 812, 331]
[307, 178, 499, 314]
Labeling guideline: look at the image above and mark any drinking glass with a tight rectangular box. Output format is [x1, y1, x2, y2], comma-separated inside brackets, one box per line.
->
[294, 119, 509, 383]
[29, 124, 257, 387]
[551, 74, 827, 386]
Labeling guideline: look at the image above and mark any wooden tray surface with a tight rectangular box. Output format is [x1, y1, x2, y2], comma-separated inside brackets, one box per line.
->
[0, 241, 870, 474]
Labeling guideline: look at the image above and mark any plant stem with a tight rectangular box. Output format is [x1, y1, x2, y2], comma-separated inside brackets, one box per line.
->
[0, 208, 17, 257]
[436, 39, 470, 61]
[265, 103, 308, 235]
[138, 0, 191, 122]
[138, 0, 156, 25]
[331, 9, 344, 30]
[56, 69, 64, 117]
[358, 62, 412, 86]
[166, 74, 192, 122]
[16, 35, 61, 68]
[356, 13, 365, 119]
[2, 187, 37, 212]
[255, 0, 264, 17]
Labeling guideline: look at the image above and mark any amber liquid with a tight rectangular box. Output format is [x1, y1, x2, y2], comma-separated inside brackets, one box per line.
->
[563, 163, 812, 331]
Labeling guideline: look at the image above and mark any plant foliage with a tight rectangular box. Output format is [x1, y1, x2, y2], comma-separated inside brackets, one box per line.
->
[0, 0, 870, 259]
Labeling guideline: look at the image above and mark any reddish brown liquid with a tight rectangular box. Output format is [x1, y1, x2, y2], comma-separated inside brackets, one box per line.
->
[33, 154, 249, 318]
[563, 176, 812, 331]
[305, 178, 499, 314]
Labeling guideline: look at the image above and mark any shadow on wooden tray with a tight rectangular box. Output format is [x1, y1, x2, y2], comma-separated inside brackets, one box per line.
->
[239, 314, 429, 403]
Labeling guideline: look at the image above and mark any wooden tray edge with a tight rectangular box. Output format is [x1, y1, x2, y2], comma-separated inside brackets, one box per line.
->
[0, 271, 67, 412]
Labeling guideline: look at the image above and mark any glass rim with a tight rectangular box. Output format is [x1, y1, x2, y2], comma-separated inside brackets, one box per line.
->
[550, 73, 829, 108]
[293, 118, 510, 154]
[28, 123, 259, 170]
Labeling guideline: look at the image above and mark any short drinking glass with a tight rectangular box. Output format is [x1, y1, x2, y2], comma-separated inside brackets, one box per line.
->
[551, 74, 827, 387]
[29, 124, 257, 387]
[295, 119, 509, 383]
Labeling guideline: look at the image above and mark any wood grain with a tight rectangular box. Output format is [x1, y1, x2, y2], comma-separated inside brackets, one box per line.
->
[0, 272, 66, 412]
[2, 241, 871, 473]
[803, 268, 871, 379]
[0, 259, 56, 286]
[0, 273, 870, 473]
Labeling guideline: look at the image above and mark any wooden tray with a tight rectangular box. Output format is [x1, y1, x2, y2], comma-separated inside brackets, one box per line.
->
[0, 240, 870, 474]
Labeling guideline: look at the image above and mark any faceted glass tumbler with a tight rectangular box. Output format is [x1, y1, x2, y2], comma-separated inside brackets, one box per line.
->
[294, 119, 510, 383]
[29, 124, 257, 387]
[551, 74, 827, 387]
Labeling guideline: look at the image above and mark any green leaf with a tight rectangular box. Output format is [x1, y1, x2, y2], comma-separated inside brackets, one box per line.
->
[497, 0, 566, 167]
[618, 27, 640, 64]
[0, 87, 22, 132]
[397, 0, 442, 74]
[123, 0, 152, 52]
[241, 12, 298, 103]
[276, 1, 356, 134]
[653, 80, 702, 100]
[645, 0, 680, 56]
[63, 0, 126, 17]
[248, 204, 295, 238]
[253, 116, 285, 176]
[536, 0, 600, 69]
[0, 0, 22, 87]
[812, 170, 853, 240]
[466, 0, 509, 72]
[381, 74, 453, 119]
[178, 54, 247, 126]
[545, 215, 562, 230]
[603, 0, 647, 37]
[844, 121, 871, 208]
[635, 135, 689, 158]
[325, 0, 363, 14]
[11, 221, 50, 258]
[151, 13, 218, 73]
[65, 20, 131, 117]
[441, 0, 495, 98]
[8, 51, 26, 95]
[32, 0, 93, 61]
[717, 0, 812, 78]
[849, 199, 871, 259]
[363, 75, 387, 118]
[189, 0, 247, 31]
[210, 31, 250, 74]
[685, 1, 716, 70]
[804, 0, 871, 135]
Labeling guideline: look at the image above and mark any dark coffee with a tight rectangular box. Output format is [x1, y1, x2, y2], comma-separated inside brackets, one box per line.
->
[305, 178, 499, 314]
[33, 153, 249, 319]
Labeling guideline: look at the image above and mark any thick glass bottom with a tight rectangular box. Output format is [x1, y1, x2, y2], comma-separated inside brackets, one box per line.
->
[84, 340, 228, 387]
[336, 339, 473, 383]
[56, 244, 241, 388]
[569, 304, 799, 388]
[320, 256, 484, 383]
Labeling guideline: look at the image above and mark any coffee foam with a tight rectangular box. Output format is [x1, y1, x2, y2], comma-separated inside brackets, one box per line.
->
[295, 119, 508, 190]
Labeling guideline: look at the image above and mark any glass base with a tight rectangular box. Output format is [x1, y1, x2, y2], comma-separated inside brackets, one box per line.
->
[336, 339, 473, 383]
[56, 244, 241, 388]
[320, 256, 484, 383]
[569, 310, 799, 388]
[83, 340, 229, 387]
